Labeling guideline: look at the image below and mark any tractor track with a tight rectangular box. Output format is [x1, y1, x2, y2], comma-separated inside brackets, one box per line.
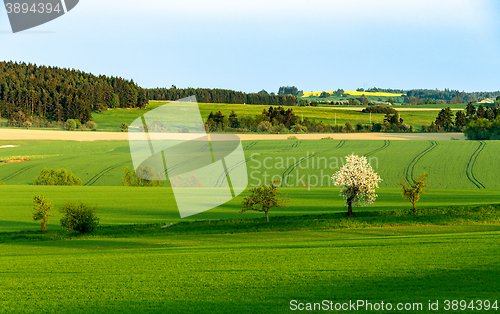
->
[404, 140, 438, 183]
[84, 161, 130, 186]
[365, 140, 391, 157]
[466, 141, 486, 189]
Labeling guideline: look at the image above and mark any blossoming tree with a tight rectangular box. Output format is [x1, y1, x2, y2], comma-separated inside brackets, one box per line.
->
[332, 154, 382, 217]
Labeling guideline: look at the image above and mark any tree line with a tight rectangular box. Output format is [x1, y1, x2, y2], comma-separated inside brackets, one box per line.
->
[0, 61, 148, 124]
[145, 87, 296, 107]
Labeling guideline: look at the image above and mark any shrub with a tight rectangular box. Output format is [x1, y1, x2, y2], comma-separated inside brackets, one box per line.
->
[120, 122, 129, 132]
[59, 202, 99, 233]
[257, 121, 272, 132]
[85, 121, 97, 131]
[287, 135, 298, 140]
[65, 119, 77, 130]
[361, 106, 398, 114]
[34, 168, 82, 186]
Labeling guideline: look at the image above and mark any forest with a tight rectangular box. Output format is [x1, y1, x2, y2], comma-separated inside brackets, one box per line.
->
[0, 61, 148, 124]
[146, 87, 296, 106]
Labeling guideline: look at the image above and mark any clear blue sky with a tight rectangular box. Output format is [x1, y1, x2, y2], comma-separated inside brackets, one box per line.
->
[1, 0, 499, 93]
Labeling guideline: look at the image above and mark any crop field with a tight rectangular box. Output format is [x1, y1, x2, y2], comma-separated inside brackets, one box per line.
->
[1, 139, 499, 190]
[90, 102, 445, 132]
[0, 225, 499, 313]
[302, 91, 405, 97]
[1, 137, 499, 313]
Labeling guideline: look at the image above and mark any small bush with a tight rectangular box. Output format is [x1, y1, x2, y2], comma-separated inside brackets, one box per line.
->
[287, 135, 298, 140]
[85, 121, 97, 131]
[120, 122, 129, 132]
[34, 168, 82, 186]
[65, 119, 77, 130]
[59, 202, 99, 233]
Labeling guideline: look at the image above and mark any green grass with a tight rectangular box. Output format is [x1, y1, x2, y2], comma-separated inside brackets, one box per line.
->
[0, 224, 498, 313]
[3, 203, 500, 242]
[89, 101, 447, 131]
[2, 185, 500, 233]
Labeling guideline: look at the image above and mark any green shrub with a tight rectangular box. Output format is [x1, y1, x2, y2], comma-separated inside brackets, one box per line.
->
[59, 202, 99, 233]
[65, 119, 77, 130]
[120, 122, 129, 132]
[85, 121, 97, 131]
[34, 168, 82, 186]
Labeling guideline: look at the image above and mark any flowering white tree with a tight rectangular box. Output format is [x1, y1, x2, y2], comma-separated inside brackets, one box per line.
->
[332, 154, 382, 217]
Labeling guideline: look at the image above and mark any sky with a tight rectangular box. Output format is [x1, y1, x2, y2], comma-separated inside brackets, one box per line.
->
[0, 0, 499, 93]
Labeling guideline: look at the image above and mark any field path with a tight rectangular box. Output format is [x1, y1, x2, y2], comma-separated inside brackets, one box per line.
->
[0, 129, 466, 141]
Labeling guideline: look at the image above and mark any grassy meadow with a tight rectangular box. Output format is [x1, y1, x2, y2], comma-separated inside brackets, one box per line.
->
[90, 101, 448, 132]
[0, 225, 499, 313]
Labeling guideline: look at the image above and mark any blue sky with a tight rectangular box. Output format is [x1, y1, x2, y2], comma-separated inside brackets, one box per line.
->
[1, 0, 499, 93]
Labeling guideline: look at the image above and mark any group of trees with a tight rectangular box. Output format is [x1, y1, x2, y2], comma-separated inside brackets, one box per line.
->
[0, 61, 147, 125]
[146, 87, 296, 106]
[205, 106, 299, 133]
[245, 154, 429, 222]
[422, 103, 500, 134]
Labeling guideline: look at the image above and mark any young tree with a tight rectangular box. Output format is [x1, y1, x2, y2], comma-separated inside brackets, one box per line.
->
[332, 154, 382, 217]
[120, 122, 129, 132]
[239, 182, 289, 222]
[398, 173, 429, 213]
[33, 195, 53, 233]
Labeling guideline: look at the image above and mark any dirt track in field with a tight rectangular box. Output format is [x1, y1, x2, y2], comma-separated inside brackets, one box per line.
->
[0, 129, 466, 141]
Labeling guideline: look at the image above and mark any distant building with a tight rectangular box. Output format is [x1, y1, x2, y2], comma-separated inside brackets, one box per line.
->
[479, 99, 494, 104]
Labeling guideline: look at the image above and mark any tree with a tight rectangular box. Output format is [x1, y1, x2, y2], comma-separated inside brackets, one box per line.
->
[110, 93, 120, 109]
[65, 119, 77, 131]
[465, 102, 476, 119]
[476, 104, 486, 119]
[362, 95, 369, 106]
[332, 154, 382, 217]
[344, 121, 354, 133]
[398, 173, 429, 213]
[229, 110, 240, 128]
[32, 195, 53, 233]
[59, 201, 99, 233]
[122, 166, 162, 187]
[455, 110, 466, 130]
[120, 122, 129, 132]
[34, 168, 82, 186]
[435, 107, 454, 131]
[239, 181, 289, 222]
[387, 96, 394, 104]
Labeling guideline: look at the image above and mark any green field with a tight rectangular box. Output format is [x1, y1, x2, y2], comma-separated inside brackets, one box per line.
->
[1, 138, 499, 313]
[90, 102, 446, 132]
[1, 139, 498, 189]
[0, 225, 499, 313]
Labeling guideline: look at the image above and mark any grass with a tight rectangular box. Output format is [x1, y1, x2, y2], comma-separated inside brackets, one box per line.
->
[89, 101, 448, 131]
[2, 203, 499, 242]
[0, 223, 498, 313]
[2, 139, 499, 189]
[2, 185, 500, 233]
